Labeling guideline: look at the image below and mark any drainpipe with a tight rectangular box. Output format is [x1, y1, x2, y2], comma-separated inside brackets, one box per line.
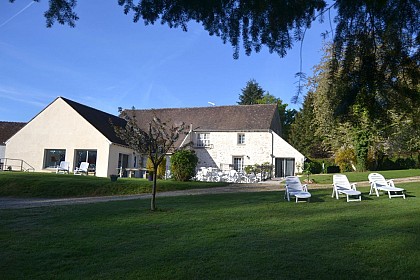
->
[271, 130, 274, 178]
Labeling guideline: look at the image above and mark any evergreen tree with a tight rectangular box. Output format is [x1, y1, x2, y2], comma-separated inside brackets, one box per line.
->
[238, 79, 264, 105]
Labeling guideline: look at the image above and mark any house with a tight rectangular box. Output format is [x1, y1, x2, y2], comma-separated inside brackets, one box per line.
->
[5, 97, 133, 177]
[5, 97, 304, 178]
[129, 105, 304, 177]
[0, 121, 27, 170]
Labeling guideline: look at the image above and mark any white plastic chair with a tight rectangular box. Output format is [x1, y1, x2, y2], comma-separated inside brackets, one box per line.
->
[368, 173, 405, 199]
[284, 176, 311, 203]
[55, 161, 70, 174]
[74, 162, 89, 175]
[332, 174, 362, 202]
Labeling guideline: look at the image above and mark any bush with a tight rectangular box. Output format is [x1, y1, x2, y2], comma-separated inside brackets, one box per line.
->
[335, 147, 356, 172]
[304, 160, 322, 174]
[171, 150, 198, 181]
[326, 166, 340, 173]
[146, 157, 167, 179]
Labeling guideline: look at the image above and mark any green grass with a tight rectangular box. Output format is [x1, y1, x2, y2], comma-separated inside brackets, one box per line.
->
[1, 169, 420, 199]
[307, 169, 420, 184]
[0, 172, 228, 198]
[1, 184, 419, 279]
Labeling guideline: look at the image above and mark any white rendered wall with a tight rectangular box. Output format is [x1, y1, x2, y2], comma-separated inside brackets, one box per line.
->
[193, 130, 304, 175]
[5, 98, 113, 177]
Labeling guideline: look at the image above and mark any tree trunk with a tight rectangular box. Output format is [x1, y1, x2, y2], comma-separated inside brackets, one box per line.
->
[151, 166, 158, 211]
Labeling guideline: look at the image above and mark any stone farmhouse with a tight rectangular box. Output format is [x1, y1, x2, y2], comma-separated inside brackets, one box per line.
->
[5, 97, 304, 178]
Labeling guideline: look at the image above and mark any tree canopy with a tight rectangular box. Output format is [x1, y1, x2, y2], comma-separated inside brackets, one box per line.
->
[10, 0, 419, 104]
[237, 79, 264, 105]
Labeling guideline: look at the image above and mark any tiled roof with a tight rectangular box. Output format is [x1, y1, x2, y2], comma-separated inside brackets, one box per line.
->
[127, 104, 282, 135]
[61, 97, 127, 146]
[0, 121, 26, 145]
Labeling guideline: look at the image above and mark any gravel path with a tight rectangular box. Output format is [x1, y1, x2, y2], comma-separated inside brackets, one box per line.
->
[1, 177, 419, 209]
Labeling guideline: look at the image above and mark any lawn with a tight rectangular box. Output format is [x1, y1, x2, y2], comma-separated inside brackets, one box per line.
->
[1, 169, 419, 198]
[1, 184, 419, 279]
[307, 169, 420, 184]
[0, 172, 228, 198]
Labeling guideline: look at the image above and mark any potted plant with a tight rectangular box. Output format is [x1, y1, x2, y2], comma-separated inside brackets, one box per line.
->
[110, 174, 118, 182]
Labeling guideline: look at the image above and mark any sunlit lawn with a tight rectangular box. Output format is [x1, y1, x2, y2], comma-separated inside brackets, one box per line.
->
[308, 169, 420, 184]
[1, 183, 419, 279]
[0, 172, 228, 198]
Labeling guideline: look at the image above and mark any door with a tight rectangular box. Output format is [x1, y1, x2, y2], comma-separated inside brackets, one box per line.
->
[275, 158, 295, 177]
[118, 153, 129, 177]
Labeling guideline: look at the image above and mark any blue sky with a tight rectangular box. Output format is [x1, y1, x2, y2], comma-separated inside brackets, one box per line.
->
[1, 1, 333, 122]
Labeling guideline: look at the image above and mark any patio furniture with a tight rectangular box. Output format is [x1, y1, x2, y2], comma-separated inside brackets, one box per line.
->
[55, 161, 70, 174]
[332, 174, 362, 202]
[368, 173, 405, 199]
[284, 176, 311, 203]
[74, 162, 89, 175]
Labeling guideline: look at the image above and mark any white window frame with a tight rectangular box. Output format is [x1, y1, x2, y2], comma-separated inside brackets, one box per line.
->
[237, 133, 245, 145]
[196, 133, 210, 147]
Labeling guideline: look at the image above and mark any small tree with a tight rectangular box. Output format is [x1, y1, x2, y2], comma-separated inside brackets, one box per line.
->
[170, 150, 198, 181]
[114, 108, 185, 211]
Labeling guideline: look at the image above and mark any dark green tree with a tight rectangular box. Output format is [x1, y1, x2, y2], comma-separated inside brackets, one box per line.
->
[288, 91, 328, 158]
[330, 1, 420, 119]
[238, 79, 264, 105]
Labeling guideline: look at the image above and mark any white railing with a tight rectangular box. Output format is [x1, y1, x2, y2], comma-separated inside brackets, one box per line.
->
[0, 158, 35, 172]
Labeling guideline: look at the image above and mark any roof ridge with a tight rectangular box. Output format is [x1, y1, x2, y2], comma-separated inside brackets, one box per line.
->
[129, 103, 277, 112]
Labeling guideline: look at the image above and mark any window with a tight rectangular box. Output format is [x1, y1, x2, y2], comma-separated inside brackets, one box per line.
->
[196, 133, 210, 147]
[233, 157, 244, 171]
[238, 133, 245, 144]
[44, 149, 66, 168]
[75, 150, 97, 172]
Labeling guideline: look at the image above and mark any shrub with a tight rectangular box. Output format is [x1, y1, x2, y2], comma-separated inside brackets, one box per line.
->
[171, 150, 198, 181]
[335, 147, 356, 172]
[304, 160, 322, 174]
[146, 157, 167, 179]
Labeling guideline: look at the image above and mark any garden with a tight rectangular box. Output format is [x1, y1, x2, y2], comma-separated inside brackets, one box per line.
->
[1, 171, 419, 279]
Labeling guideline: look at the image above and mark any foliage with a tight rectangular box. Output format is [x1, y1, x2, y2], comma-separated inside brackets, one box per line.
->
[146, 157, 166, 179]
[302, 43, 419, 170]
[256, 92, 297, 141]
[289, 91, 329, 158]
[145, 157, 154, 171]
[147, 157, 164, 179]
[237, 79, 264, 105]
[334, 147, 356, 172]
[304, 160, 322, 174]
[238, 80, 297, 140]
[114, 107, 186, 210]
[11, 1, 419, 109]
[170, 149, 198, 181]
[331, 1, 420, 120]
[24, 0, 327, 59]
[157, 157, 166, 178]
